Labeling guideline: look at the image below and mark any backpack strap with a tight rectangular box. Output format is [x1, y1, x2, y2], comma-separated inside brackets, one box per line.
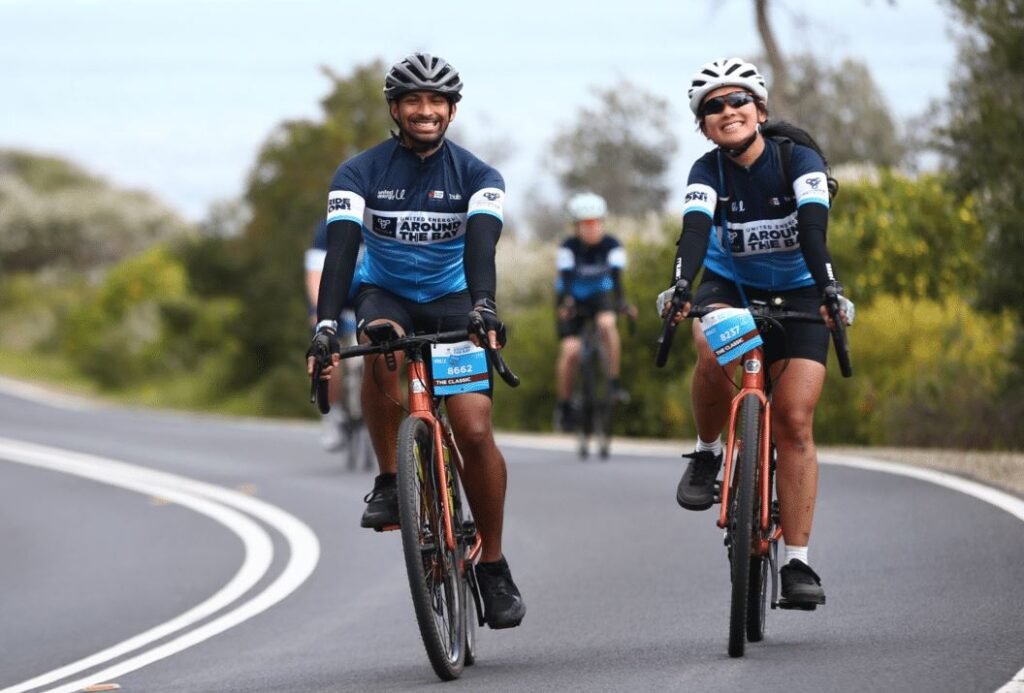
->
[773, 136, 795, 191]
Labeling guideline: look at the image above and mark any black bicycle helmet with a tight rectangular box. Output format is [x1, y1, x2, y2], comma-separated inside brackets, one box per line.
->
[383, 52, 463, 103]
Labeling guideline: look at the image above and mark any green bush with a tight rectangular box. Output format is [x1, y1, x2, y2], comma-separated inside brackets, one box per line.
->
[60, 246, 188, 388]
[814, 293, 1015, 446]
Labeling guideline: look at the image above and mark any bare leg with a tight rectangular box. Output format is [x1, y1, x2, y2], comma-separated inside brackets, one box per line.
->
[769, 358, 826, 547]
[595, 311, 620, 378]
[556, 336, 581, 401]
[446, 392, 507, 563]
[361, 320, 406, 475]
[690, 318, 737, 443]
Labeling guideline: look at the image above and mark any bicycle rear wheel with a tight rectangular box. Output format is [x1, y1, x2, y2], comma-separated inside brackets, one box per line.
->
[396, 416, 467, 680]
[727, 393, 762, 658]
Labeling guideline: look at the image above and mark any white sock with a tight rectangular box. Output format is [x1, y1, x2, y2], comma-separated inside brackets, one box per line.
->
[695, 436, 722, 456]
[785, 545, 809, 566]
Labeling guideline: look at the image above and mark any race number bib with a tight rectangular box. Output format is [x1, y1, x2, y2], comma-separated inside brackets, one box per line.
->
[431, 341, 490, 395]
[700, 308, 763, 366]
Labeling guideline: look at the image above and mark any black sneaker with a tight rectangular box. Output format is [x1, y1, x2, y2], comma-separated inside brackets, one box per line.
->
[474, 556, 526, 629]
[676, 450, 723, 510]
[779, 559, 827, 610]
[360, 473, 399, 529]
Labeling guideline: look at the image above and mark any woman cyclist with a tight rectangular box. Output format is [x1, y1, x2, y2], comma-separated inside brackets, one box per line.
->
[661, 57, 850, 609]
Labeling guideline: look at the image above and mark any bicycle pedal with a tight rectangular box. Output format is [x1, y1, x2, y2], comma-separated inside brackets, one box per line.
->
[374, 523, 400, 533]
[777, 599, 818, 612]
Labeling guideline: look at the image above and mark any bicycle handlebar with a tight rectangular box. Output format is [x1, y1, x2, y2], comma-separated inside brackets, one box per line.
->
[308, 339, 333, 414]
[335, 327, 521, 389]
[655, 279, 853, 377]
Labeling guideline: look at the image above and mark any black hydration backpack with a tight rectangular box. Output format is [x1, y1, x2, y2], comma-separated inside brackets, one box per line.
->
[760, 120, 839, 202]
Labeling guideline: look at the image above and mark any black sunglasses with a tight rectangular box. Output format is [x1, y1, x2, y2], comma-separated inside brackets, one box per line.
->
[699, 91, 756, 117]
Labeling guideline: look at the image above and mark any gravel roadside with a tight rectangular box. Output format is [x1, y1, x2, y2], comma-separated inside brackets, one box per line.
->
[826, 446, 1024, 499]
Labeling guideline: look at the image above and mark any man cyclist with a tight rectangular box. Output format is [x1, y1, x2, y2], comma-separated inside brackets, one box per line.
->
[660, 57, 850, 610]
[554, 192, 636, 432]
[306, 52, 525, 629]
[305, 217, 360, 452]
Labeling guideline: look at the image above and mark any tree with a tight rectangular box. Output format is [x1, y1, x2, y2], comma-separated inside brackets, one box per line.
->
[0, 150, 192, 273]
[937, 0, 1024, 314]
[547, 80, 678, 218]
[775, 56, 905, 167]
[749, 2, 904, 167]
[173, 59, 395, 415]
[934, 0, 1024, 430]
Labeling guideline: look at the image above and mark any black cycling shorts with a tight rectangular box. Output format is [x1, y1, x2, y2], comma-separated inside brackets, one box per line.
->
[557, 291, 616, 340]
[694, 270, 829, 366]
[353, 285, 493, 397]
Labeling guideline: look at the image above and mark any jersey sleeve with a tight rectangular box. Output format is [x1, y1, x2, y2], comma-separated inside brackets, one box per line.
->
[326, 163, 368, 225]
[607, 237, 626, 269]
[682, 155, 719, 220]
[467, 165, 505, 223]
[788, 144, 830, 209]
[556, 240, 575, 272]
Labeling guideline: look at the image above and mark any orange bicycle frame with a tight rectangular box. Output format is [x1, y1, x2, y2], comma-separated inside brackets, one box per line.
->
[715, 344, 782, 554]
[406, 357, 483, 562]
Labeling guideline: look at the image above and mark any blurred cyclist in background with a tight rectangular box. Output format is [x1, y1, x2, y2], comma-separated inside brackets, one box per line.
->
[554, 192, 637, 432]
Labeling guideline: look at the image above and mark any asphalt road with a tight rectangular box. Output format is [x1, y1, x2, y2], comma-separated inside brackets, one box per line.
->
[1, 387, 1022, 693]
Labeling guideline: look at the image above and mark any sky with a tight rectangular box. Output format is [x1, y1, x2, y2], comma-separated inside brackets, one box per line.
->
[0, 0, 959, 226]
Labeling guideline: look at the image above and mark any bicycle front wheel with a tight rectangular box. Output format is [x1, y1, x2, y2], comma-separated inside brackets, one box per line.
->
[727, 393, 762, 658]
[396, 416, 467, 680]
[746, 444, 775, 642]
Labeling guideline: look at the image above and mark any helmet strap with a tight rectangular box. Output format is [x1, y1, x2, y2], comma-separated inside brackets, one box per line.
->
[721, 129, 759, 159]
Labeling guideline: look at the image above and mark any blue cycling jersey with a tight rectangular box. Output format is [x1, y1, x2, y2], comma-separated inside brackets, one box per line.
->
[555, 235, 626, 300]
[327, 136, 505, 303]
[681, 140, 830, 291]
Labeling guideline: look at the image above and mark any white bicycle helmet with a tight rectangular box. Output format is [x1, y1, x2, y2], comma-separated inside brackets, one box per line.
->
[566, 192, 607, 221]
[687, 57, 768, 116]
[384, 52, 463, 103]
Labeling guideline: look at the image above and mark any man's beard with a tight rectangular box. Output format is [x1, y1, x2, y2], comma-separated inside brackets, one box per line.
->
[399, 121, 449, 153]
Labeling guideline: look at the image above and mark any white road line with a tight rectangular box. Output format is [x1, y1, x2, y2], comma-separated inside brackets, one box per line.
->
[822, 454, 1024, 693]
[0, 437, 320, 693]
[500, 438, 1024, 693]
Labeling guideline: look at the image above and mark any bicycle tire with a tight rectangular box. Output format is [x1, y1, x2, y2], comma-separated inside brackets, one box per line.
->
[576, 350, 596, 460]
[747, 444, 775, 642]
[728, 393, 761, 658]
[746, 556, 769, 642]
[396, 416, 467, 680]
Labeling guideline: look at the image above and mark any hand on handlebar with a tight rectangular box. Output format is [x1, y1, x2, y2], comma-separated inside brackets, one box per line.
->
[820, 283, 854, 331]
[306, 326, 341, 378]
[657, 280, 693, 325]
[557, 295, 576, 321]
[618, 300, 639, 321]
[468, 299, 507, 350]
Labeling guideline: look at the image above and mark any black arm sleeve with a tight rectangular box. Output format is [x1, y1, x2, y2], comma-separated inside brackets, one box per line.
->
[463, 213, 503, 305]
[796, 203, 839, 291]
[316, 219, 362, 323]
[557, 268, 574, 303]
[672, 211, 714, 285]
[611, 267, 625, 304]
